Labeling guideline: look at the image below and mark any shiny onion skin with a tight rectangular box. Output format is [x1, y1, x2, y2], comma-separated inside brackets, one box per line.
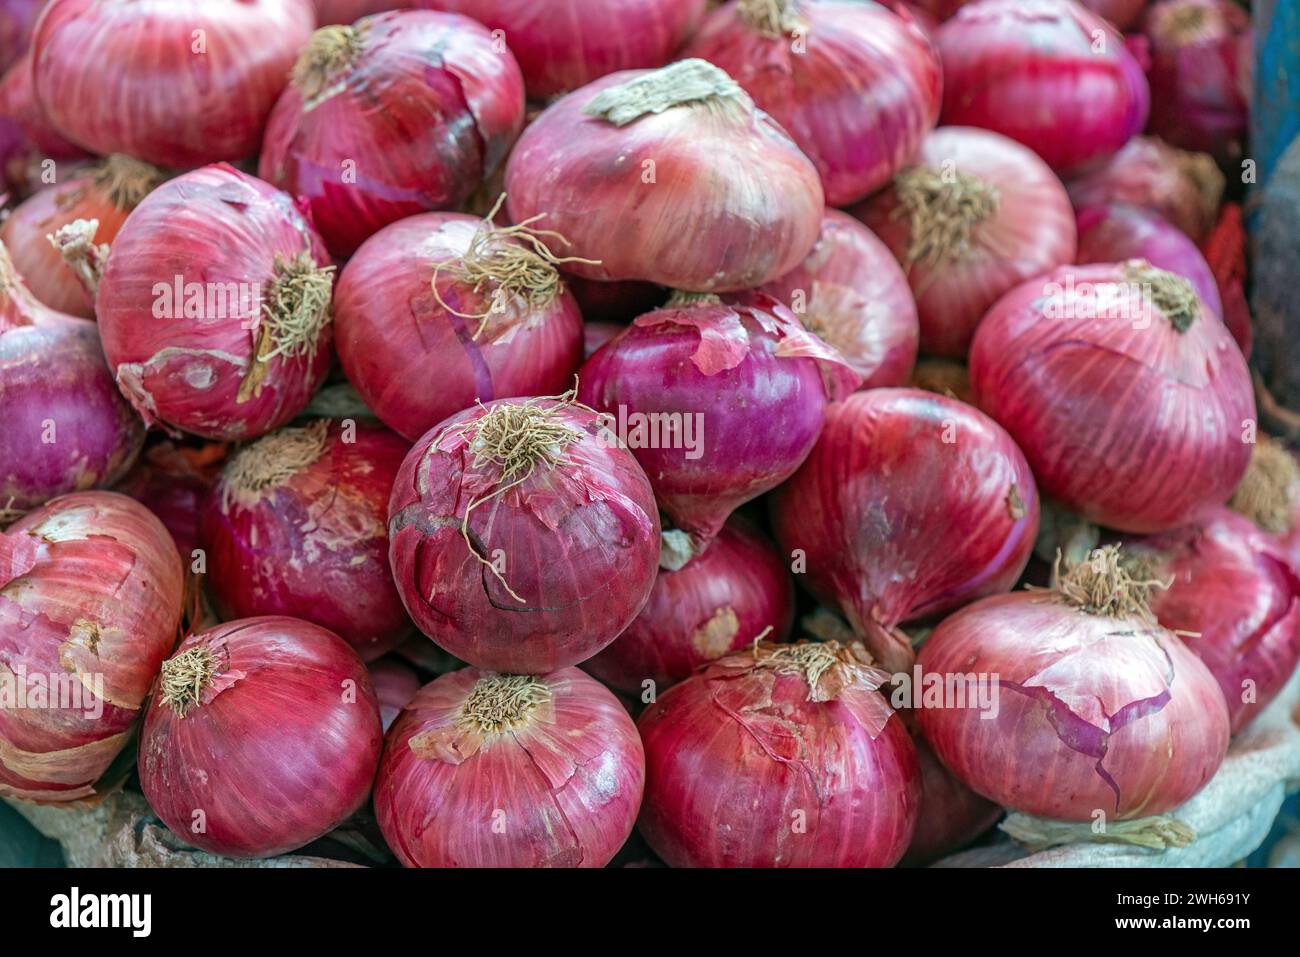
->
[334, 212, 583, 442]
[31, 0, 315, 168]
[388, 397, 660, 673]
[900, 731, 1001, 866]
[585, 518, 795, 694]
[369, 655, 421, 732]
[1127, 509, 1300, 735]
[758, 210, 918, 389]
[200, 420, 414, 662]
[935, 0, 1150, 174]
[770, 388, 1039, 673]
[638, 640, 920, 867]
[0, 492, 183, 802]
[853, 126, 1076, 358]
[684, 0, 941, 206]
[259, 11, 526, 258]
[969, 262, 1254, 533]
[97, 164, 335, 442]
[578, 293, 859, 552]
[375, 667, 644, 866]
[316, 0, 415, 24]
[139, 617, 382, 858]
[416, 0, 709, 99]
[505, 59, 824, 292]
[583, 320, 626, 359]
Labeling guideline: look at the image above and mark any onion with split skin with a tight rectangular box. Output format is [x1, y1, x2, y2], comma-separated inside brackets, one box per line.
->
[505, 58, 825, 293]
[375, 666, 644, 867]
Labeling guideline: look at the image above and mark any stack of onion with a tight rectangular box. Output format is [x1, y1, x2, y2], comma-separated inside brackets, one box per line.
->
[0, 492, 183, 801]
[969, 262, 1253, 533]
[505, 58, 824, 291]
[771, 388, 1039, 672]
[853, 126, 1076, 357]
[375, 667, 644, 866]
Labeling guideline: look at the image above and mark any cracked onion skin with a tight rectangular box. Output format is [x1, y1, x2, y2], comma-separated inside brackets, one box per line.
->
[0, 492, 183, 802]
[259, 11, 526, 258]
[201, 420, 414, 662]
[375, 666, 644, 867]
[771, 388, 1039, 674]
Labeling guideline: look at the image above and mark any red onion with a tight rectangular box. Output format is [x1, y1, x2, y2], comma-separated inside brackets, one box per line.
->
[917, 547, 1230, 823]
[316, 0, 414, 24]
[969, 262, 1253, 533]
[910, 357, 973, 404]
[1065, 135, 1224, 242]
[0, 0, 44, 75]
[638, 640, 920, 867]
[31, 0, 315, 168]
[0, 491, 183, 802]
[935, 0, 1149, 174]
[583, 321, 625, 359]
[375, 666, 643, 866]
[388, 396, 660, 673]
[0, 53, 90, 199]
[758, 209, 918, 388]
[1075, 203, 1222, 320]
[259, 11, 526, 258]
[578, 293, 858, 557]
[416, 0, 709, 99]
[334, 211, 583, 442]
[585, 517, 794, 694]
[368, 655, 421, 732]
[201, 419, 414, 662]
[683, 0, 942, 206]
[565, 275, 665, 326]
[771, 388, 1039, 672]
[1083, 0, 1148, 29]
[853, 126, 1076, 358]
[1143, 0, 1251, 165]
[139, 617, 382, 858]
[116, 441, 229, 563]
[1229, 437, 1300, 573]
[505, 59, 824, 292]
[95, 164, 335, 442]
[900, 731, 1001, 866]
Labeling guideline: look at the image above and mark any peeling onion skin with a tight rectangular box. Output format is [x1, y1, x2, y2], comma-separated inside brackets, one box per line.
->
[375, 667, 644, 867]
[201, 420, 415, 663]
[935, 0, 1150, 175]
[853, 127, 1076, 359]
[684, 0, 942, 207]
[900, 732, 1001, 866]
[97, 164, 335, 442]
[259, 11, 526, 259]
[770, 388, 1039, 674]
[415, 0, 710, 99]
[0, 492, 183, 802]
[916, 592, 1230, 820]
[585, 518, 795, 694]
[31, 0, 315, 168]
[1128, 509, 1300, 735]
[505, 63, 825, 292]
[388, 398, 660, 673]
[334, 212, 583, 443]
[139, 617, 382, 858]
[757, 209, 919, 389]
[969, 262, 1254, 534]
[315, 0, 415, 24]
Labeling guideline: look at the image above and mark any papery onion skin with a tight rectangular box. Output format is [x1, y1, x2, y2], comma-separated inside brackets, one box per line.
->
[334, 212, 583, 442]
[578, 293, 859, 550]
[758, 209, 918, 389]
[638, 641, 920, 867]
[1128, 509, 1300, 735]
[416, 0, 709, 99]
[368, 655, 421, 732]
[935, 0, 1149, 174]
[916, 589, 1230, 820]
[201, 420, 414, 662]
[684, 0, 942, 207]
[139, 617, 382, 858]
[585, 517, 795, 694]
[505, 60, 824, 292]
[316, 0, 414, 24]
[375, 667, 644, 866]
[97, 164, 335, 442]
[900, 731, 1001, 866]
[0, 491, 182, 802]
[854, 126, 1076, 358]
[31, 0, 315, 168]
[969, 262, 1253, 534]
[259, 11, 526, 258]
[770, 388, 1039, 673]
[388, 397, 660, 673]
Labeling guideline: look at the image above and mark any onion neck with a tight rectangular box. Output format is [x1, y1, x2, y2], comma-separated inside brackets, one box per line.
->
[1001, 811, 1195, 851]
[92, 154, 166, 211]
[1123, 262, 1200, 332]
[219, 419, 330, 511]
[455, 674, 552, 735]
[1228, 436, 1299, 534]
[49, 219, 107, 302]
[737, 0, 805, 36]
[893, 167, 1000, 269]
[1173, 147, 1225, 228]
[293, 24, 365, 103]
[749, 639, 883, 703]
[665, 289, 722, 309]
[238, 251, 335, 403]
[1049, 544, 1165, 621]
[160, 646, 218, 717]
[582, 58, 749, 128]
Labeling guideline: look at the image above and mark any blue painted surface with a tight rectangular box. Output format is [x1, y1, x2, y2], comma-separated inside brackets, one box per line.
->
[1254, 0, 1300, 188]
